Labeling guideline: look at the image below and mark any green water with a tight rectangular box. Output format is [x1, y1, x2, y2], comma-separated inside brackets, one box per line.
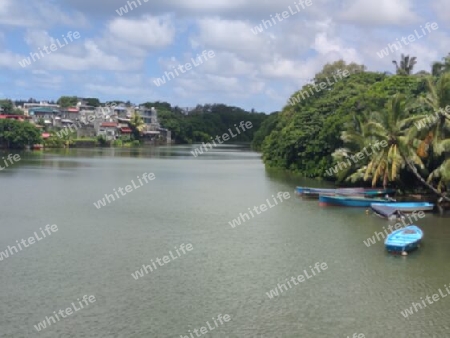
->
[0, 145, 449, 338]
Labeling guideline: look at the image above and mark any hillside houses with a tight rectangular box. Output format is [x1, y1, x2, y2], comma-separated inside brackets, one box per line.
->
[13, 100, 171, 143]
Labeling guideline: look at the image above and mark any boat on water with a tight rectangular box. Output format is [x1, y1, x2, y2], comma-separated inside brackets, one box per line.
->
[296, 187, 394, 198]
[384, 225, 423, 255]
[319, 195, 392, 207]
[370, 204, 404, 220]
[371, 202, 434, 213]
[295, 187, 337, 195]
[363, 188, 396, 196]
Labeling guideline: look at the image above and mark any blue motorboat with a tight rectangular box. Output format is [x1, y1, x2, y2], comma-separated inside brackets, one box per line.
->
[319, 195, 391, 207]
[384, 225, 423, 255]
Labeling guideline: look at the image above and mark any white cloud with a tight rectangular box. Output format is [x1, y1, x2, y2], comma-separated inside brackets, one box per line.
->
[339, 0, 419, 26]
[432, 0, 450, 24]
[0, 0, 448, 112]
[0, 0, 87, 28]
[192, 18, 268, 60]
[108, 15, 175, 48]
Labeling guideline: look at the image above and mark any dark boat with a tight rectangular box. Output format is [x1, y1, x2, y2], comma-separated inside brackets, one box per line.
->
[319, 195, 392, 207]
[296, 187, 394, 198]
[370, 204, 405, 219]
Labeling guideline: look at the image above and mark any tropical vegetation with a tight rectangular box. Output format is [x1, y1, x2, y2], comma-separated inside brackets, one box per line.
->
[141, 102, 267, 144]
[258, 54, 450, 199]
[0, 119, 42, 149]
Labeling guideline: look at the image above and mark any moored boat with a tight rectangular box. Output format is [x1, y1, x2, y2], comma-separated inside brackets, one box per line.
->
[384, 225, 423, 255]
[319, 195, 392, 207]
[363, 188, 396, 196]
[296, 186, 396, 198]
[370, 204, 404, 219]
[295, 187, 336, 195]
[371, 202, 434, 213]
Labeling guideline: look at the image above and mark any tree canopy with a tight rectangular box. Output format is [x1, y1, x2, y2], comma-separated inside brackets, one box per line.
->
[259, 55, 450, 197]
[0, 120, 42, 149]
[142, 102, 268, 144]
[57, 96, 78, 108]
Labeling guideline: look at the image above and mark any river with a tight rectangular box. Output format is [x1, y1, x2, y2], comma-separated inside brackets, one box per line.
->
[0, 145, 449, 338]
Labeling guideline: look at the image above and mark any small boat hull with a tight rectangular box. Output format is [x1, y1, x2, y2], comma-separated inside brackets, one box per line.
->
[370, 204, 403, 219]
[296, 186, 396, 198]
[372, 202, 434, 212]
[296, 187, 336, 195]
[319, 195, 391, 207]
[384, 225, 423, 254]
[363, 188, 396, 196]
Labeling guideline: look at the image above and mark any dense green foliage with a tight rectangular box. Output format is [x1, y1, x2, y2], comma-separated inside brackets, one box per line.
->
[260, 58, 450, 196]
[84, 98, 101, 107]
[0, 99, 23, 115]
[142, 102, 267, 144]
[56, 96, 78, 108]
[0, 119, 42, 149]
[252, 112, 279, 151]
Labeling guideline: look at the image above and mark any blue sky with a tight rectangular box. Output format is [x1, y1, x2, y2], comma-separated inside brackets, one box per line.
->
[0, 0, 449, 112]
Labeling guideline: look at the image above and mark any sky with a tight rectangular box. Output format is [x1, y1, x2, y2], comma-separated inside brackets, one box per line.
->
[0, 0, 449, 112]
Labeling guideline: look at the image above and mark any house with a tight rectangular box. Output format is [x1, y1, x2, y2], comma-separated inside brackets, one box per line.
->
[23, 102, 59, 115]
[97, 122, 118, 140]
[137, 106, 159, 126]
[61, 107, 79, 121]
[113, 106, 130, 119]
[78, 104, 94, 112]
[28, 107, 60, 125]
[118, 125, 132, 140]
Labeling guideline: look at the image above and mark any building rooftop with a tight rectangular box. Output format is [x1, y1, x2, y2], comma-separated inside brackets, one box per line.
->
[100, 122, 118, 128]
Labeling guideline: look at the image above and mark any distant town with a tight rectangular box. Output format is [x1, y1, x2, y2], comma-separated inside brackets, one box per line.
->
[0, 97, 173, 148]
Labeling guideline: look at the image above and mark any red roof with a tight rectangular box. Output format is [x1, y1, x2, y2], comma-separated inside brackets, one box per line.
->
[42, 133, 50, 139]
[120, 127, 132, 133]
[67, 107, 79, 112]
[101, 122, 118, 128]
[0, 115, 30, 120]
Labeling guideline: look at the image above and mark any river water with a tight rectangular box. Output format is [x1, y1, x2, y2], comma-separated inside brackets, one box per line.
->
[0, 145, 449, 338]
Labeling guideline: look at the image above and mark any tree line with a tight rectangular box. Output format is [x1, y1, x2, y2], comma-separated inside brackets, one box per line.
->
[0, 100, 270, 149]
[257, 54, 450, 199]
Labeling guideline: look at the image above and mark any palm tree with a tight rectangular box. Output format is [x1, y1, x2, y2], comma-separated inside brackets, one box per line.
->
[392, 54, 417, 75]
[361, 95, 425, 187]
[339, 95, 450, 199]
[416, 74, 450, 196]
[128, 112, 145, 141]
[331, 112, 372, 182]
[431, 53, 450, 77]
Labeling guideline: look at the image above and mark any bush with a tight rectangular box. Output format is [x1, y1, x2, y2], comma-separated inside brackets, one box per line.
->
[97, 135, 107, 146]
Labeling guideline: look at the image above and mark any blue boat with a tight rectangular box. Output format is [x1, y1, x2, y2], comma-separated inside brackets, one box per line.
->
[371, 202, 434, 213]
[319, 195, 392, 207]
[385, 225, 423, 255]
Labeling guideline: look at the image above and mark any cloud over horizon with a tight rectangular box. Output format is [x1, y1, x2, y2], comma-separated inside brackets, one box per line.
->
[0, 0, 447, 112]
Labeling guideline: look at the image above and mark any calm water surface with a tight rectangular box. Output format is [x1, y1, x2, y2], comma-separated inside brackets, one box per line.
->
[1, 145, 449, 338]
